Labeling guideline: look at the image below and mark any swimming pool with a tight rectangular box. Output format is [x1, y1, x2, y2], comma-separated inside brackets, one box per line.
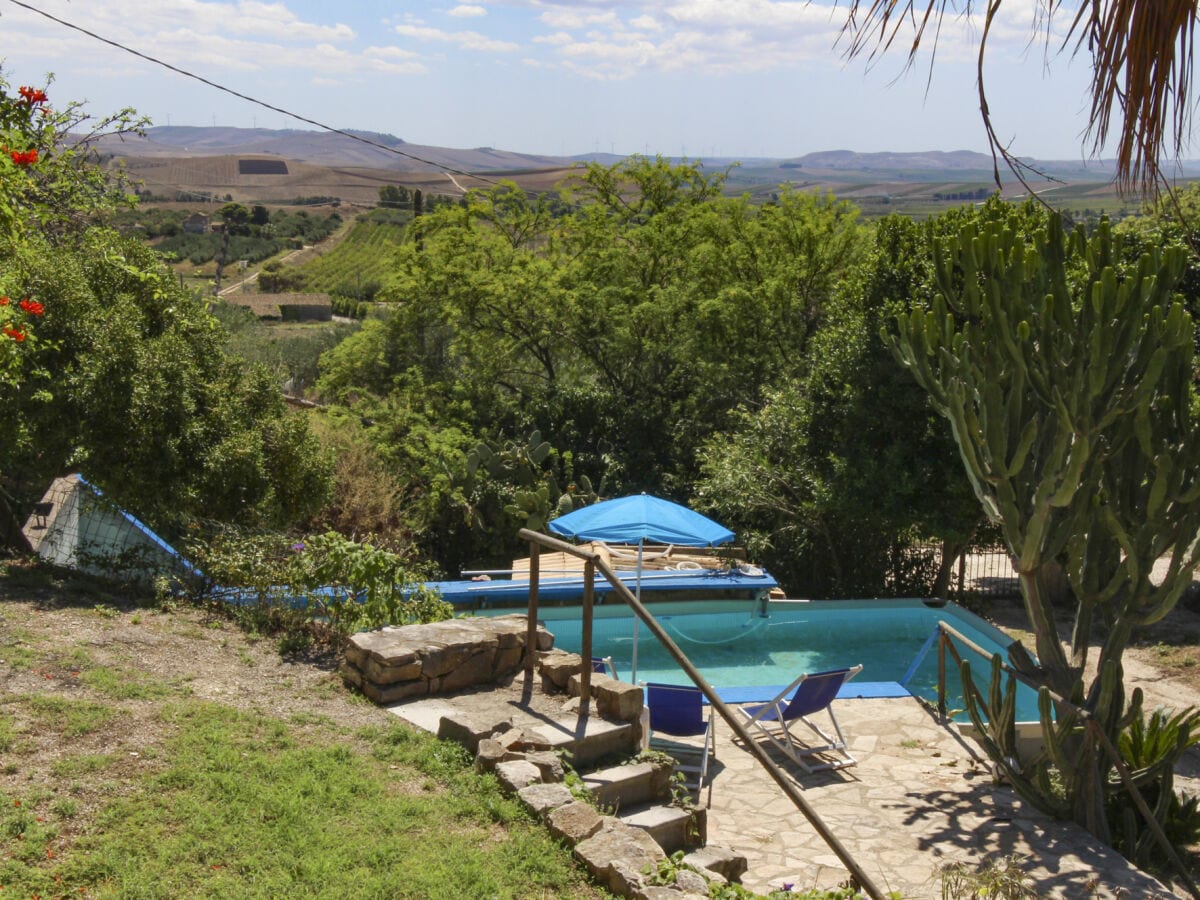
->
[537, 598, 1039, 721]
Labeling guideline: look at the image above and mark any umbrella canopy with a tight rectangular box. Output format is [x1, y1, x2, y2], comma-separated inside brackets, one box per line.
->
[548, 494, 734, 547]
[547, 494, 734, 684]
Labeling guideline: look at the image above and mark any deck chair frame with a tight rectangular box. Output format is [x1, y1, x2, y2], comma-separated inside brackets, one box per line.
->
[734, 665, 863, 773]
[591, 656, 618, 679]
[643, 682, 716, 807]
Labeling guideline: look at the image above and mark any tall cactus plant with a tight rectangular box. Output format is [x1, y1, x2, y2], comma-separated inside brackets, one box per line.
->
[888, 210, 1200, 842]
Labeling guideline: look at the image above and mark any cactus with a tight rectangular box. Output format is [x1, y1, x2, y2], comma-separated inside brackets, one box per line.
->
[890, 210, 1200, 847]
[461, 431, 606, 535]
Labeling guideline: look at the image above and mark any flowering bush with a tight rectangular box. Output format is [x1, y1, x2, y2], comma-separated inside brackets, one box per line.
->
[0, 81, 52, 382]
[0, 75, 142, 386]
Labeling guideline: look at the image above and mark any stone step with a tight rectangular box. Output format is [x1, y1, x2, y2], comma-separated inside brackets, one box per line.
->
[548, 719, 642, 768]
[617, 803, 707, 856]
[444, 708, 642, 770]
[581, 760, 673, 811]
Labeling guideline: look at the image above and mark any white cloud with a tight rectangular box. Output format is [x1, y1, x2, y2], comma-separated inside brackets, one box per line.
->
[448, 4, 488, 17]
[34, 0, 357, 43]
[393, 23, 518, 52]
[629, 15, 663, 32]
[533, 32, 574, 46]
[538, 9, 619, 30]
[513, 0, 1021, 78]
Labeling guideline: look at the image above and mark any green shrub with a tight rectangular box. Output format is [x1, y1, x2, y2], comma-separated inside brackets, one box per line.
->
[184, 527, 450, 639]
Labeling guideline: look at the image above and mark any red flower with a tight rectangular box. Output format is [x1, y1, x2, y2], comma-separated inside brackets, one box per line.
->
[0, 297, 8, 306]
[9, 149, 37, 166]
[18, 298, 43, 316]
[3, 326, 26, 342]
[17, 86, 48, 106]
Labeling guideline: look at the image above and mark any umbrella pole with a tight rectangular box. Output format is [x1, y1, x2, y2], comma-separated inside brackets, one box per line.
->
[631, 539, 643, 683]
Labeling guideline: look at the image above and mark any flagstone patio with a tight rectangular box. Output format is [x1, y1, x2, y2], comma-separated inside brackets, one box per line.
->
[389, 681, 1180, 898]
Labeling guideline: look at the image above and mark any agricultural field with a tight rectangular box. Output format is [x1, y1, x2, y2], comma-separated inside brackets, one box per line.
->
[285, 214, 411, 303]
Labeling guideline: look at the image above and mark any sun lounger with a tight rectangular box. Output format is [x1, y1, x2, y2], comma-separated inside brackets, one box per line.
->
[734, 665, 863, 773]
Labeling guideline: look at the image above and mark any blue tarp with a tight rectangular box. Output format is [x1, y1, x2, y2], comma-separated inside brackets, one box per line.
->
[427, 566, 777, 608]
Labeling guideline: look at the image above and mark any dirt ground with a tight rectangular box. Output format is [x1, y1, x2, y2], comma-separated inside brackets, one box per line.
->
[0, 566, 399, 842]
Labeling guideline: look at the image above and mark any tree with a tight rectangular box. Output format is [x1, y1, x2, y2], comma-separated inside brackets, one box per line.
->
[0, 76, 333, 546]
[838, 1, 1197, 191]
[889, 207, 1200, 847]
[378, 184, 411, 209]
[317, 159, 866, 570]
[696, 210, 984, 598]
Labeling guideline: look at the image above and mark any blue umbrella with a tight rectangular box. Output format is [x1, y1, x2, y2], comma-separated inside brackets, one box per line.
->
[548, 494, 734, 681]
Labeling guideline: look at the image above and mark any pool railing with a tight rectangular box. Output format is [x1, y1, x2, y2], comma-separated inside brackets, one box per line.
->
[931, 619, 1197, 894]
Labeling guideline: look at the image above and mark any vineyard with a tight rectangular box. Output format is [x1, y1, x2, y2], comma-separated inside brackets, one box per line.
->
[284, 215, 410, 305]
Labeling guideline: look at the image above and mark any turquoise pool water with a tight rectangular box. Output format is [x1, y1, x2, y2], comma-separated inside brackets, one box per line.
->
[539, 598, 1039, 721]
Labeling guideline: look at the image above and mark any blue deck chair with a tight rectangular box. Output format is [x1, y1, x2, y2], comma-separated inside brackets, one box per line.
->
[734, 665, 863, 773]
[591, 656, 618, 679]
[644, 682, 716, 806]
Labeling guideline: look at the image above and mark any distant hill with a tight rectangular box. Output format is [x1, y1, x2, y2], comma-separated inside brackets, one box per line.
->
[778, 149, 1200, 183]
[92, 126, 570, 172]
[88, 126, 1199, 218]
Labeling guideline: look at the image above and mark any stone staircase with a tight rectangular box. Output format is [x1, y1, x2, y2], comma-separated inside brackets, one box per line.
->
[582, 761, 705, 855]
[345, 617, 747, 897]
[434, 654, 746, 898]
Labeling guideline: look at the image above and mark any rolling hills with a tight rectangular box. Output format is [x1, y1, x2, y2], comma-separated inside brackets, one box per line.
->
[90, 125, 1197, 218]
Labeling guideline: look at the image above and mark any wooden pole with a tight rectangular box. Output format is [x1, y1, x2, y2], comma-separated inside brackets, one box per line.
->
[525, 539, 540, 677]
[937, 631, 947, 719]
[581, 558, 594, 704]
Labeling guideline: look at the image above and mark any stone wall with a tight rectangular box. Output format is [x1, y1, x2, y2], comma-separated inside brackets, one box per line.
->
[341, 614, 552, 703]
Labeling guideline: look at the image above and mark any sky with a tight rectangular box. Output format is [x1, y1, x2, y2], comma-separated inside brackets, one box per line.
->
[0, 0, 1119, 162]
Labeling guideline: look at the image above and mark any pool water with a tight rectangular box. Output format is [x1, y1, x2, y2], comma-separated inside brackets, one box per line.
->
[541, 598, 1040, 721]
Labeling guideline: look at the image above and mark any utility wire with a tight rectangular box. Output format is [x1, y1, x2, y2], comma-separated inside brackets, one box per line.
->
[5, 0, 506, 187]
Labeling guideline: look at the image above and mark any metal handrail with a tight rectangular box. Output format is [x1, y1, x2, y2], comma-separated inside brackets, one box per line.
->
[934, 621, 1199, 899]
[518, 528, 886, 899]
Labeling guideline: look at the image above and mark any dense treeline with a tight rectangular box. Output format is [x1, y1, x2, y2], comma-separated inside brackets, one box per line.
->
[301, 159, 1199, 596]
[310, 159, 978, 591]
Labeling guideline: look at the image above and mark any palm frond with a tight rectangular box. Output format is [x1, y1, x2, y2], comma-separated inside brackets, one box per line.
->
[838, 0, 1200, 194]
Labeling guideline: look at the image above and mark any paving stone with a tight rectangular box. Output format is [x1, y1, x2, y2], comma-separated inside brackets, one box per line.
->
[517, 781, 575, 818]
[547, 799, 605, 844]
[524, 750, 565, 782]
[494, 759, 542, 793]
[575, 822, 665, 896]
[683, 844, 747, 883]
[438, 711, 504, 754]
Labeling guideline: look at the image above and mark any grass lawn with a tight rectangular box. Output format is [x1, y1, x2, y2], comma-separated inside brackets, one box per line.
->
[0, 563, 606, 899]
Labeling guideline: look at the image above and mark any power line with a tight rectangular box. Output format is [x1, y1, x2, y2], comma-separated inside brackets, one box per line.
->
[6, 0, 505, 187]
